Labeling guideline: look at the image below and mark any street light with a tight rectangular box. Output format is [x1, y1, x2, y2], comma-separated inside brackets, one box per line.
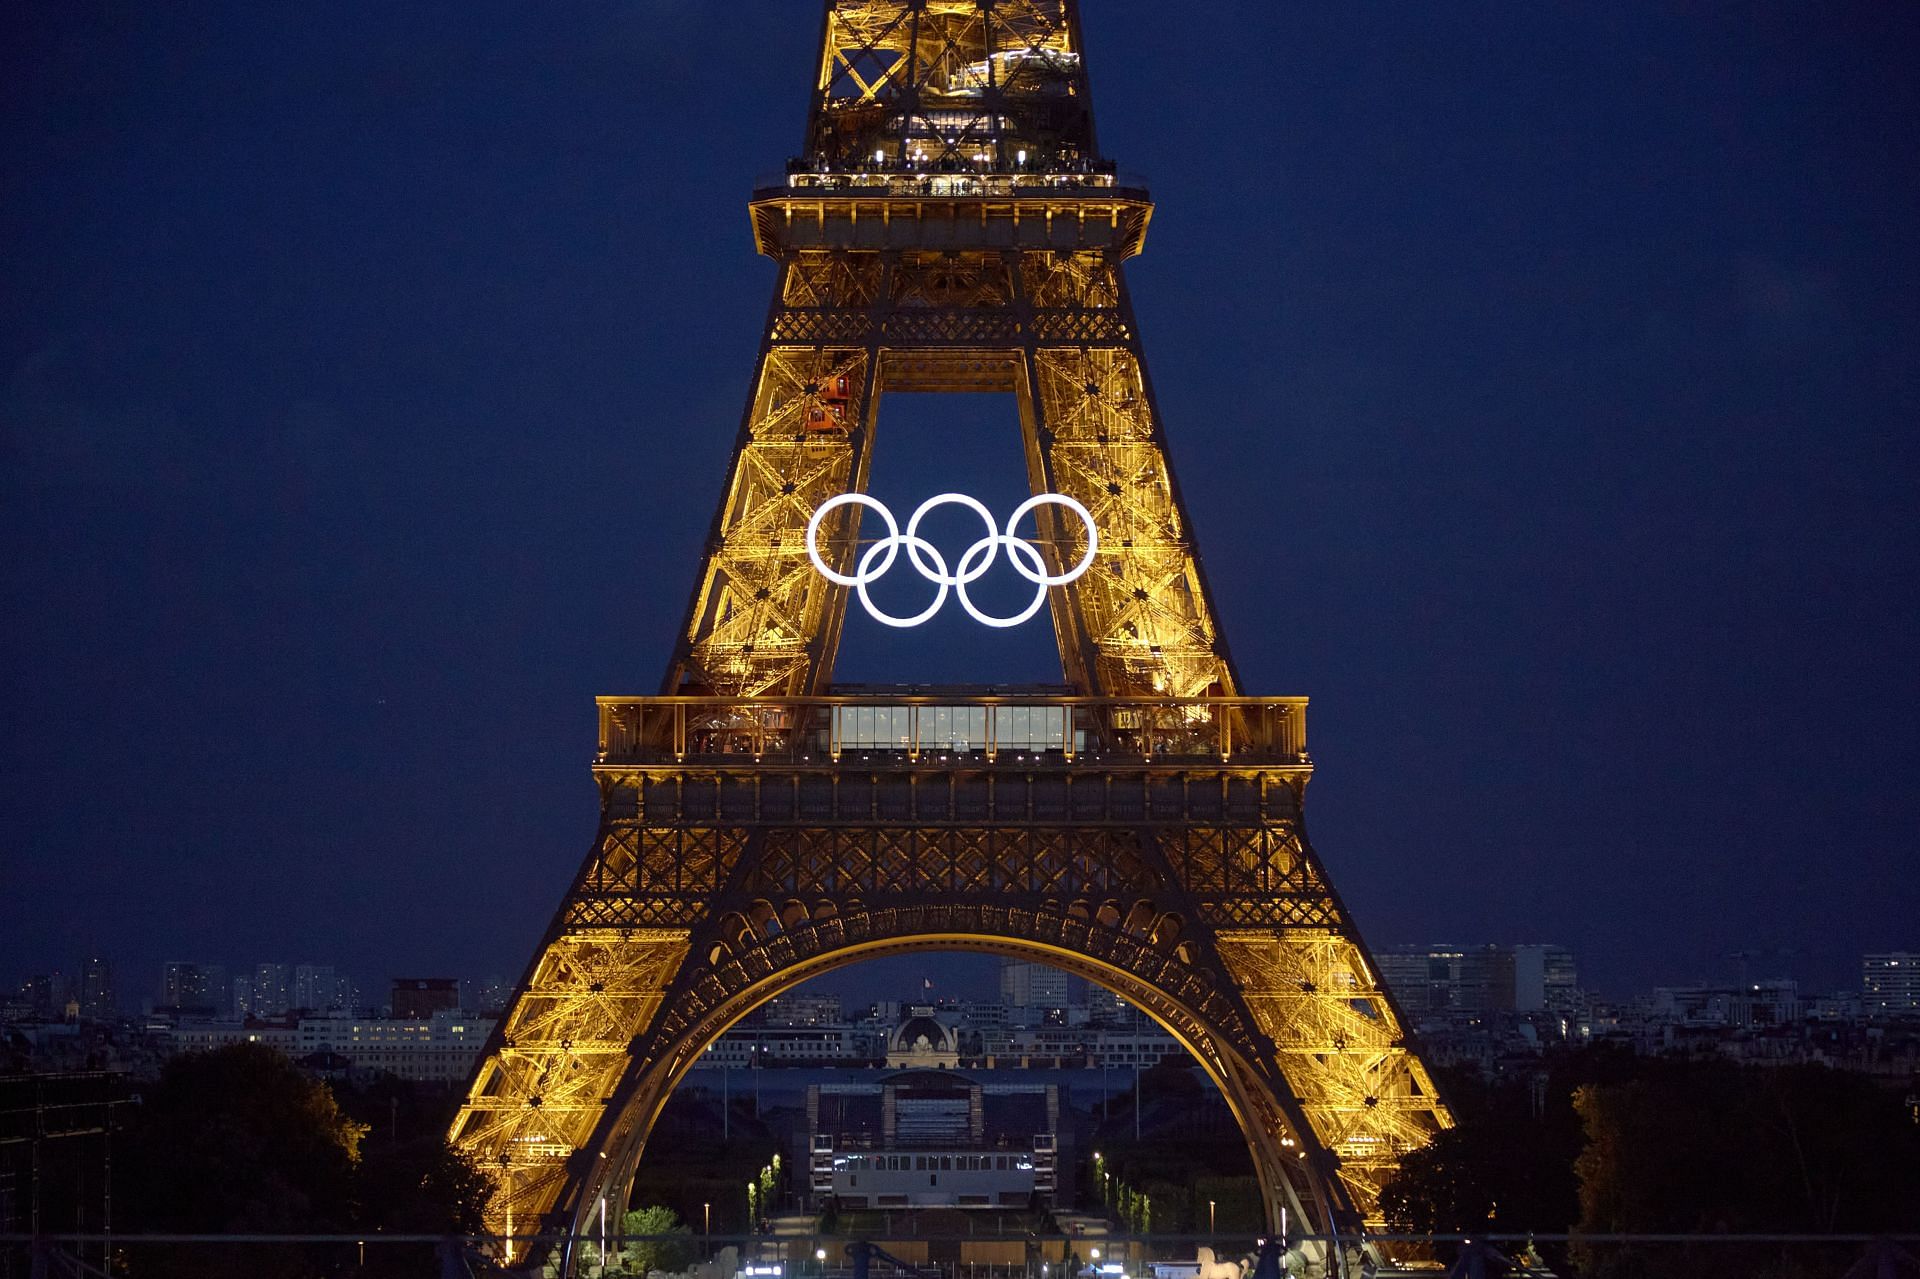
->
[1208, 1200, 1215, 1234]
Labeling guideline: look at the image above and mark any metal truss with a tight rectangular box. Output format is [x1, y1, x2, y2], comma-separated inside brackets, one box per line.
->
[809, 1, 1092, 173]
[456, 1, 1452, 1268]
[451, 737, 1450, 1248]
[449, 931, 689, 1242]
[668, 238, 1230, 700]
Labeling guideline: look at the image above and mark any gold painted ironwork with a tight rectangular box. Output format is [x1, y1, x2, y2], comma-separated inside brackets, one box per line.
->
[452, 1, 1451, 1265]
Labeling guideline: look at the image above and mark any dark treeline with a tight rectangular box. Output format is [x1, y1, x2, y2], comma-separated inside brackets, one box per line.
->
[12, 1043, 488, 1278]
[10, 1043, 1919, 1278]
[1380, 1045, 1920, 1277]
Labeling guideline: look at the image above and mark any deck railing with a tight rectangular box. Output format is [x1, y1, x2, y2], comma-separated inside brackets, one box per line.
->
[757, 170, 1150, 200]
[595, 695, 1306, 767]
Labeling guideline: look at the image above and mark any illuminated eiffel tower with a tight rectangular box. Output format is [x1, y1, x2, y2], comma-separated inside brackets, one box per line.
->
[452, 0, 1450, 1265]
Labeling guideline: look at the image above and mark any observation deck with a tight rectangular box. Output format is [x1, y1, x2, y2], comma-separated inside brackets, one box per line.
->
[598, 692, 1305, 768]
[592, 693, 1309, 828]
[749, 164, 1153, 258]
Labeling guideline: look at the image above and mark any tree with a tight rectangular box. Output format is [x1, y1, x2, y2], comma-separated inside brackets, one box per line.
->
[117, 1042, 368, 1277]
[1573, 1062, 1920, 1279]
[108, 1045, 496, 1277]
[618, 1205, 697, 1276]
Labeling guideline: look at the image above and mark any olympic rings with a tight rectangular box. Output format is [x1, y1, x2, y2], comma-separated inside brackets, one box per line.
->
[804, 491, 1099, 629]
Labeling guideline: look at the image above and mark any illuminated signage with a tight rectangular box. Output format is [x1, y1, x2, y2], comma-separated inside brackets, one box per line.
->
[805, 492, 1098, 628]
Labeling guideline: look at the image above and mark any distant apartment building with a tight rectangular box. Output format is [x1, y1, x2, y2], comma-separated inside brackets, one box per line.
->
[1087, 986, 1143, 1028]
[159, 962, 228, 1014]
[1377, 944, 1508, 1015]
[297, 1012, 493, 1082]
[18, 972, 72, 1020]
[1864, 953, 1920, 1015]
[390, 978, 460, 1019]
[168, 1010, 495, 1083]
[78, 958, 115, 1021]
[252, 963, 293, 1016]
[1651, 980, 1801, 1029]
[472, 975, 513, 1016]
[762, 994, 844, 1027]
[998, 959, 1071, 1016]
[1513, 945, 1580, 1014]
[697, 1023, 883, 1068]
[292, 964, 351, 1013]
[1379, 943, 1580, 1021]
[940, 999, 1011, 1030]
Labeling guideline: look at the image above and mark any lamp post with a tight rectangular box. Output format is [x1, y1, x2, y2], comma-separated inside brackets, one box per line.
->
[1208, 1200, 1215, 1235]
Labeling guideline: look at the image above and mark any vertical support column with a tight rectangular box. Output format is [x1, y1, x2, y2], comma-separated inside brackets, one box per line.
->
[1010, 252, 1103, 693]
[809, 254, 894, 690]
[667, 251, 886, 697]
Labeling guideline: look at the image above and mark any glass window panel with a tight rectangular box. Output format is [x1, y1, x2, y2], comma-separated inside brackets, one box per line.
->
[1044, 706, 1064, 748]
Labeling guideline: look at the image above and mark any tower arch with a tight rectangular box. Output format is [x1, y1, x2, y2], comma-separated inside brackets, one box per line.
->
[580, 928, 1331, 1253]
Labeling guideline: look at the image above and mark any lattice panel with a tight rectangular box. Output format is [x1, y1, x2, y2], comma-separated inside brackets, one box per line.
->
[892, 252, 1013, 309]
[784, 251, 884, 308]
[675, 340, 874, 696]
[1213, 930, 1453, 1225]
[747, 825, 1165, 898]
[812, 2, 1085, 170]
[1030, 346, 1232, 698]
[449, 930, 689, 1239]
[771, 311, 874, 344]
[1020, 252, 1122, 310]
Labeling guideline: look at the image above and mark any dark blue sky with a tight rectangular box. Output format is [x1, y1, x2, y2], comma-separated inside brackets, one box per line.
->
[4, 2, 1916, 1004]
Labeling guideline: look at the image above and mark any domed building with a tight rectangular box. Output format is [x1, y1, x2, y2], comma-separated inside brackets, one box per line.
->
[886, 1010, 960, 1069]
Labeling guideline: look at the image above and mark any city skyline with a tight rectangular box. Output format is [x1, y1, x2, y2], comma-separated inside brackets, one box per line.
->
[13, 942, 1918, 1022]
[5, 5, 1917, 1003]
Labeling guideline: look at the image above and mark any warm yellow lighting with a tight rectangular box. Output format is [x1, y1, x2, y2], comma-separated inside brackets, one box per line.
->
[450, 0, 1452, 1252]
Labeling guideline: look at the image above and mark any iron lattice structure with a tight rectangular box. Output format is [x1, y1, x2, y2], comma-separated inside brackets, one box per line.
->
[451, 0, 1451, 1264]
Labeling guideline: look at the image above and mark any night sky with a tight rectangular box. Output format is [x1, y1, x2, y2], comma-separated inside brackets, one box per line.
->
[4, 3, 1916, 1007]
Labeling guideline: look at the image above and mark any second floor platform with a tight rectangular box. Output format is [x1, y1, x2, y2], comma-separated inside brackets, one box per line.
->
[596, 690, 1308, 771]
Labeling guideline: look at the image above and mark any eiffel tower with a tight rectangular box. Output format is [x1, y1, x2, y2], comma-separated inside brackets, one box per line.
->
[451, 0, 1451, 1264]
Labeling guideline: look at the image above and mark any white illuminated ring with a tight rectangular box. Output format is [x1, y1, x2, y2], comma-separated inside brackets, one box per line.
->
[805, 491, 1098, 628]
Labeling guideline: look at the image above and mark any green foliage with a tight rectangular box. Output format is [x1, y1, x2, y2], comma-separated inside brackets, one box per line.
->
[1380, 1048, 1920, 1279]
[109, 1044, 494, 1279]
[117, 1043, 368, 1277]
[617, 1205, 697, 1276]
[355, 1135, 493, 1233]
[1572, 1062, 1920, 1279]
[125, 1042, 367, 1226]
[758, 1160, 777, 1211]
[1378, 1051, 1606, 1244]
